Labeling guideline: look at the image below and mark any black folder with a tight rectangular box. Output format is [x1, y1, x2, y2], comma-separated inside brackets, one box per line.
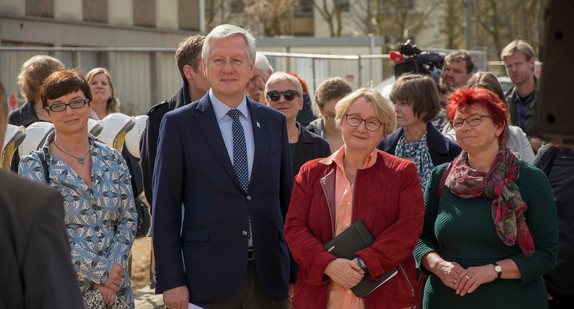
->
[323, 219, 398, 297]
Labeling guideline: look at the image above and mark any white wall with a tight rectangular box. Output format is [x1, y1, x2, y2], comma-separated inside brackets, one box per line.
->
[109, 0, 134, 26]
[55, 0, 82, 21]
[156, 0, 178, 29]
[0, 0, 24, 15]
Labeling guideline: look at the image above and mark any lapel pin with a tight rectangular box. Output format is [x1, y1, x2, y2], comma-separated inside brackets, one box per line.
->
[256, 122, 261, 128]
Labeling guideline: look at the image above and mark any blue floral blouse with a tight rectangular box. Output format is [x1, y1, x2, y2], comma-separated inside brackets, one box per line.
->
[19, 133, 137, 308]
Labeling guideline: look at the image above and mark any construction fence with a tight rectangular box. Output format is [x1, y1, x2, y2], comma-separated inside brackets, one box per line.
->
[1, 46, 489, 117]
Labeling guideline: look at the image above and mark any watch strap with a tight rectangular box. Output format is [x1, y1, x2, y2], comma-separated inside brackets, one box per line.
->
[494, 263, 502, 279]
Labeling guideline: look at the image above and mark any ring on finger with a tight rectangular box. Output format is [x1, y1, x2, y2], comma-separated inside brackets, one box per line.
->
[465, 275, 471, 280]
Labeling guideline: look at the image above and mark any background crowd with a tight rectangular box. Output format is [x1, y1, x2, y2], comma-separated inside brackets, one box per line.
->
[0, 22, 571, 309]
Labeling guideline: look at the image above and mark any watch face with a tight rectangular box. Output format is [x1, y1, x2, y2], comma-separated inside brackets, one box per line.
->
[495, 265, 502, 272]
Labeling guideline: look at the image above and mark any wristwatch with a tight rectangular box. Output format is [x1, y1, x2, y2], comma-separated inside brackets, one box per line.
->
[357, 257, 370, 276]
[493, 263, 502, 279]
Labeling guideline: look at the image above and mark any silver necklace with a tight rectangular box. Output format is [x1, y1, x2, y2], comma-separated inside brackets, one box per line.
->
[53, 141, 90, 165]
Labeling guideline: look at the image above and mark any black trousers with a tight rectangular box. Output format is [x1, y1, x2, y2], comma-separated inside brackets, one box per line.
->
[548, 287, 574, 309]
[194, 261, 288, 309]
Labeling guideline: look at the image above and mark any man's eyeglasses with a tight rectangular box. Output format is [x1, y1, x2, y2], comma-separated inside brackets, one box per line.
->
[45, 99, 89, 112]
[267, 90, 299, 102]
[208, 58, 246, 67]
[345, 114, 382, 132]
[452, 114, 492, 130]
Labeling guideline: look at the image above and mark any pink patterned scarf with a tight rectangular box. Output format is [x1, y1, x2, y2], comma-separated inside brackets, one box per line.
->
[445, 146, 535, 257]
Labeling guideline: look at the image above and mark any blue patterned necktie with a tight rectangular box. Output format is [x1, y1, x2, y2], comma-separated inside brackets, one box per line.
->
[227, 109, 249, 192]
[228, 109, 252, 241]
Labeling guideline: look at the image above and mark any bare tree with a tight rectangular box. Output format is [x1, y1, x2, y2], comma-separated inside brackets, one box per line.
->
[244, 0, 299, 36]
[477, 0, 503, 53]
[440, 0, 465, 49]
[345, 0, 443, 46]
[313, 0, 346, 36]
[474, 0, 547, 57]
[204, 0, 236, 31]
[525, 0, 544, 52]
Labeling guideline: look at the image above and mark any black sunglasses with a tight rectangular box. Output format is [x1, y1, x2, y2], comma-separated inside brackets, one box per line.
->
[267, 90, 299, 102]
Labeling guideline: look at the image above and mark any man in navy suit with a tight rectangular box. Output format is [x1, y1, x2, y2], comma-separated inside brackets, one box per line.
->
[152, 24, 293, 309]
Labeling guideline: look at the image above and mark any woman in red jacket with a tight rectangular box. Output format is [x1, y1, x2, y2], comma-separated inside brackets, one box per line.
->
[285, 87, 425, 309]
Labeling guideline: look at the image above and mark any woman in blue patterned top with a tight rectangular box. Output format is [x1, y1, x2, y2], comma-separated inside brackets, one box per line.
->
[19, 70, 137, 309]
[378, 73, 461, 191]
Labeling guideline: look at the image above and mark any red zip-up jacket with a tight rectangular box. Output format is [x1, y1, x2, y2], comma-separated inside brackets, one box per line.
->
[285, 150, 424, 309]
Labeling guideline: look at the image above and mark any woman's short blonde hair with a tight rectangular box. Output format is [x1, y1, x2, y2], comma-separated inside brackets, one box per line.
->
[264, 72, 303, 99]
[335, 87, 396, 136]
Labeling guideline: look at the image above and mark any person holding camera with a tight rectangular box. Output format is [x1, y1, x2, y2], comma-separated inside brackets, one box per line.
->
[439, 50, 474, 97]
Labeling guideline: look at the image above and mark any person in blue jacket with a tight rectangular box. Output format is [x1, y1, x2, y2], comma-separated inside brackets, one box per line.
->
[378, 73, 461, 191]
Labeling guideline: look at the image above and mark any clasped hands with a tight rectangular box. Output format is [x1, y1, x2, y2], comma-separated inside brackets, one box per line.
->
[435, 260, 497, 296]
[324, 258, 365, 289]
[96, 262, 125, 308]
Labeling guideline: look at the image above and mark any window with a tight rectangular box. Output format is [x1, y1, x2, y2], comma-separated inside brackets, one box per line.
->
[295, 0, 314, 17]
[337, 0, 350, 13]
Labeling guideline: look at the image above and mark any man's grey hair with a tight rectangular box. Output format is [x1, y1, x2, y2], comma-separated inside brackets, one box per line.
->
[254, 53, 273, 74]
[202, 24, 256, 64]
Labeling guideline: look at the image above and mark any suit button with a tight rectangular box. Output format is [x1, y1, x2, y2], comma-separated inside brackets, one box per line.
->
[242, 230, 248, 236]
[246, 196, 252, 201]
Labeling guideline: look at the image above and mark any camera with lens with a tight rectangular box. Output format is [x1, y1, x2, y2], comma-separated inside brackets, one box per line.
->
[392, 40, 444, 84]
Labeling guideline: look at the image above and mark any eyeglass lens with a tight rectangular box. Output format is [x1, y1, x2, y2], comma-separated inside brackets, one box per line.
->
[453, 115, 490, 129]
[48, 100, 87, 112]
[267, 90, 298, 102]
[345, 115, 382, 131]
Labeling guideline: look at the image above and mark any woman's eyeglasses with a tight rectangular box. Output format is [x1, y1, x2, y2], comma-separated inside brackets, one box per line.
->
[267, 90, 299, 102]
[452, 115, 492, 130]
[345, 114, 382, 132]
[45, 99, 89, 112]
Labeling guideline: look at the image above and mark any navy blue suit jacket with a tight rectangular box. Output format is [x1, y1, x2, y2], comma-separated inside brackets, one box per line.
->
[152, 94, 293, 302]
[378, 123, 461, 166]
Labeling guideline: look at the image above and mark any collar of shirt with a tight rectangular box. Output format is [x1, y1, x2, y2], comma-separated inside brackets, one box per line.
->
[513, 90, 535, 107]
[512, 75, 538, 106]
[319, 145, 378, 170]
[208, 89, 255, 187]
[209, 89, 250, 122]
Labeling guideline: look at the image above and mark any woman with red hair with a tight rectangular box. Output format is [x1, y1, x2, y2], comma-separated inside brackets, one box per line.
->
[414, 87, 558, 308]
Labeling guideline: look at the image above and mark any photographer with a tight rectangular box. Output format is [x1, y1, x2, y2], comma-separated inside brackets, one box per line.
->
[435, 50, 474, 131]
[392, 42, 475, 131]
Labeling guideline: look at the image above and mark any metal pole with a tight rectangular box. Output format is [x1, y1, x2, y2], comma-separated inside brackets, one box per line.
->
[199, 0, 206, 33]
[465, 0, 472, 50]
[312, 57, 317, 93]
[369, 33, 375, 83]
[358, 55, 363, 86]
